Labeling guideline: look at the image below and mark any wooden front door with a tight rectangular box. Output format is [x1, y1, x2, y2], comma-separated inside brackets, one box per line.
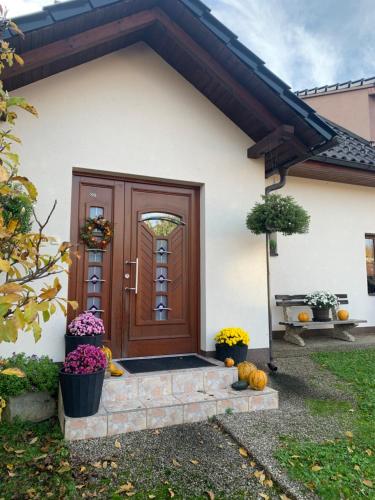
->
[69, 175, 199, 358]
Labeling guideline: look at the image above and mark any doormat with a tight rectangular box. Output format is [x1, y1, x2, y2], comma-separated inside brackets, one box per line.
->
[118, 355, 216, 374]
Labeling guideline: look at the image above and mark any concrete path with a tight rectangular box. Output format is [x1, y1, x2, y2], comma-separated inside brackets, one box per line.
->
[217, 356, 355, 500]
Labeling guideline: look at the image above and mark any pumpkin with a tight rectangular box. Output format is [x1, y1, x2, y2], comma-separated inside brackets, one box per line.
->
[249, 369, 268, 391]
[237, 361, 257, 381]
[224, 357, 235, 367]
[101, 346, 112, 364]
[298, 311, 310, 322]
[109, 362, 124, 377]
[337, 309, 349, 321]
[0, 367, 26, 378]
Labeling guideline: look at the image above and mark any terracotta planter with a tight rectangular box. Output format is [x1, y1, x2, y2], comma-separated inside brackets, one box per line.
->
[312, 307, 331, 322]
[64, 333, 103, 357]
[59, 368, 105, 418]
[215, 343, 248, 365]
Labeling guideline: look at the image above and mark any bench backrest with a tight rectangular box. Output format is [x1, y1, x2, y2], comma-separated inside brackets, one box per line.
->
[275, 294, 348, 322]
[275, 294, 348, 307]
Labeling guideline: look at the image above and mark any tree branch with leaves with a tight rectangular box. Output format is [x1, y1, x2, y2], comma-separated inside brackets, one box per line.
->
[0, 6, 77, 343]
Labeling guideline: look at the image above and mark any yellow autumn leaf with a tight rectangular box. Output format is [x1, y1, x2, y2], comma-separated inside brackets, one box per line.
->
[345, 431, 353, 438]
[311, 465, 322, 472]
[172, 458, 181, 467]
[239, 447, 248, 458]
[365, 449, 373, 456]
[206, 491, 215, 500]
[0, 259, 10, 272]
[190, 459, 199, 465]
[0, 283, 23, 294]
[114, 439, 121, 449]
[1, 368, 25, 378]
[259, 494, 269, 500]
[116, 483, 134, 494]
[14, 54, 24, 66]
[363, 479, 373, 488]
[0, 164, 9, 182]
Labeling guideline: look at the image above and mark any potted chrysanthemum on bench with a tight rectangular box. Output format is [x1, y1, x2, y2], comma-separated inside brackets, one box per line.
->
[305, 291, 339, 322]
[65, 312, 105, 356]
[59, 345, 107, 418]
[214, 327, 249, 365]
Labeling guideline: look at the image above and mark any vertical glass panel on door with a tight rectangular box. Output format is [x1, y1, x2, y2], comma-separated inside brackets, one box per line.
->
[88, 251, 103, 263]
[89, 207, 104, 218]
[156, 240, 168, 264]
[155, 296, 168, 321]
[155, 267, 168, 293]
[88, 266, 102, 293]
[87, 297, 102, 317]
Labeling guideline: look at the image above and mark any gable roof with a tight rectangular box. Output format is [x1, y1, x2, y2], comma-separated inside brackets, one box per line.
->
[296, 76, 375, 97]
[313, 119, 375, 171]
[4, 0, 336, 172]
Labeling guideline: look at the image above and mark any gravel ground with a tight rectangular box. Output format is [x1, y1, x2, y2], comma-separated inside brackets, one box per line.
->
[216, 356, 356, 500]
[70, 421, 282, 499]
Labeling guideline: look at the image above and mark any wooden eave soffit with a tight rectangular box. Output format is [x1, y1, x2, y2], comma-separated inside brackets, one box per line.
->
[3, 7, 280, 134]
[247, 124, 295, 159]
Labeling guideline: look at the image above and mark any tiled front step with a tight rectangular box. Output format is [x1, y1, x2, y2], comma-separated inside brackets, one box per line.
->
[61, 387, 278, 441]
[101, 364, 238, 404]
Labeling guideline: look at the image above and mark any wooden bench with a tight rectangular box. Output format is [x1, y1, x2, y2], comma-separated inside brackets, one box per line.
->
[275, 294, 367, 347]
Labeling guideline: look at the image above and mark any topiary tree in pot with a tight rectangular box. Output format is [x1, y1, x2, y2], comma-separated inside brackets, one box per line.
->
[246, 194, 310, 370]
[246, 194, 310, 236]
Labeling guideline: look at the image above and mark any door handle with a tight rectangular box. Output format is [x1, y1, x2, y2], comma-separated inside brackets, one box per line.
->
[125, 258, 139, 294]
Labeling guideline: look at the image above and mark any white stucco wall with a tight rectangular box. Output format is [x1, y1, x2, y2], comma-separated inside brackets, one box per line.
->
[0, 42, 269, 361]
[270, 175, 375, 329]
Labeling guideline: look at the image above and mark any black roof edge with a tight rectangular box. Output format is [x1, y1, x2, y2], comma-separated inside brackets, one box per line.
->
[7, 0, 336, 151]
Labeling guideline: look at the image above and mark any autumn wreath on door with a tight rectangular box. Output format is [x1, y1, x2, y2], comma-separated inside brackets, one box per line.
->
[80, 216, 113, 249]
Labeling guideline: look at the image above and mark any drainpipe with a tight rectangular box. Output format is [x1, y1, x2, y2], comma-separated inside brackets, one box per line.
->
[265, 167, 289, 373]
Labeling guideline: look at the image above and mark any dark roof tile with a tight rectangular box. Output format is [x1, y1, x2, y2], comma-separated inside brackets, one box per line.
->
[313, 119, 375, 170]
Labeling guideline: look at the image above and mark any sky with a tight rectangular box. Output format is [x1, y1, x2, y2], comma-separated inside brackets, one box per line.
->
[7, 0, 375, 91]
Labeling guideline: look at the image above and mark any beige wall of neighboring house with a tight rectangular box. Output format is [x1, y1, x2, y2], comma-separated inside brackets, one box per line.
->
[302, 87, 375, 141]
[0, 43, 270, 361]
[270, 175, 375, 328]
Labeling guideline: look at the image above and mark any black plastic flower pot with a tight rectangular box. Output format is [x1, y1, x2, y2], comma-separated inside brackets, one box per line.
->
[215, 343, 248, 365]
[59, 368, 105, 418]
[65, 333, 103, 357]
[312, 307, 331, 322]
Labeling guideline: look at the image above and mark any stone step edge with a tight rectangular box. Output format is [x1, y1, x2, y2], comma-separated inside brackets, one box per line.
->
[61, 389, 279, 440]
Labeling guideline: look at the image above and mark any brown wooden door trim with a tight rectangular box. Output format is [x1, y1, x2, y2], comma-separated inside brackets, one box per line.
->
[69, 173, 200, 358]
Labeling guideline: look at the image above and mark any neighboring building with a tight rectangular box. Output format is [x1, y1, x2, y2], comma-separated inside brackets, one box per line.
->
[5, 0, 375, 363]
[270, 119, 375, 331]
[296, 77, 375, 142]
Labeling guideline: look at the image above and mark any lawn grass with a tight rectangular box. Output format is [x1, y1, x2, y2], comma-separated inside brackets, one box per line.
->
[0, 418, 76, 499]
[276, 349, 375, 499]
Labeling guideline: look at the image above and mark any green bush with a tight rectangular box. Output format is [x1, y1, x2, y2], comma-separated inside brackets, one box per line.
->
[246, 194, 310, 235]
[0, 194, 33, 234]
[0, 353, 59, 400]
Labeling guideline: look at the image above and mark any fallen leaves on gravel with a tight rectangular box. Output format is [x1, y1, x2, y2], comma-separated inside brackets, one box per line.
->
[168, 488, 175, 497]
[345, 431, 353, 439]
[259, 493, 269, 500]
[116, 482, 134, 494]
[115, 439, 122, 449]
[239, 447, 248, 458]
[206, 491, 215, 500]
[279, 495, 291, 500]
[172, 458, 181, 467]
[190, 459, 199, 465]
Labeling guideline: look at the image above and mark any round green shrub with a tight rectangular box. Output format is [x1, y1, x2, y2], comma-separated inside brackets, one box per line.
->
[0, 194, 33, 234]
[246, 194, 310, 235]
[0, 353, 59, 400]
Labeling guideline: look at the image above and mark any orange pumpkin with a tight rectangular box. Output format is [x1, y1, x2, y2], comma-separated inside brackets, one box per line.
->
[224, 358, 235, 367]
[337, 309, 349, 321]
[238, 361, 257, 381]
[249, 369, 268, 391]
[298, 312, 310, 322]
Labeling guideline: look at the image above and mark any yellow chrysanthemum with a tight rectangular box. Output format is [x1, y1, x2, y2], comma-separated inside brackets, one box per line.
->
[214, 327, 249, 346]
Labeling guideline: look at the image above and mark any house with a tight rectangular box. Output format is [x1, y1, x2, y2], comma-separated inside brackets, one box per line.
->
[1, 0, 341, 363]
[271, 107, 375, 333]
[296, 77, 375, 143]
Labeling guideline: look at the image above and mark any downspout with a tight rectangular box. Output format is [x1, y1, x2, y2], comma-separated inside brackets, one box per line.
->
[265, 167, 289, 372]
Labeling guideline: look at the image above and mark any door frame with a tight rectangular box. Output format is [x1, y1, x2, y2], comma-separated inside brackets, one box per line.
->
[68, 170, 201, 358]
